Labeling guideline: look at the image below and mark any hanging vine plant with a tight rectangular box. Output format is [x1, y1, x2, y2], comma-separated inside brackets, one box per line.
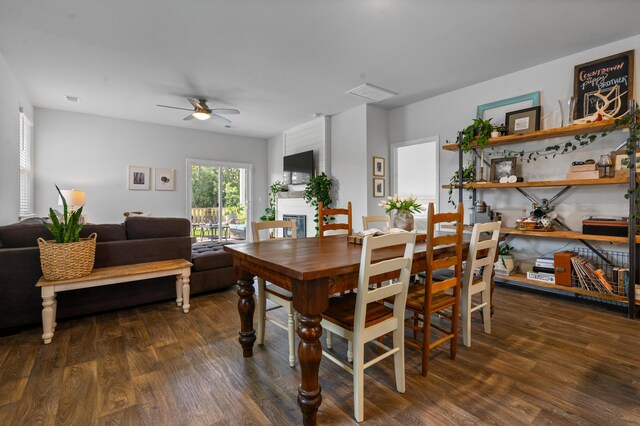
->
[460, 118, 493, 153]
[447, 163, 475, 207]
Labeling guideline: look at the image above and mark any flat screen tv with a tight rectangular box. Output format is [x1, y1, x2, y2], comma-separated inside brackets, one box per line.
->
[283, 150, 314, 185]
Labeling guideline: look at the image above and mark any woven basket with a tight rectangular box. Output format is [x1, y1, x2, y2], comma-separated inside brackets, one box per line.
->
[37, 233, 97, 280]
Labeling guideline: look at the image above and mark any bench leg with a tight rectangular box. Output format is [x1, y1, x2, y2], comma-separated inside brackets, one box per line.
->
[175, 275, 183, 307]
[41, 286, 56, 344]
[182, 271, 191, 313]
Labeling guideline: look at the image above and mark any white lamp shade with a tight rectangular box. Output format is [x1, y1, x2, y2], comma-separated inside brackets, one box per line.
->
[58, 189, 86, 207]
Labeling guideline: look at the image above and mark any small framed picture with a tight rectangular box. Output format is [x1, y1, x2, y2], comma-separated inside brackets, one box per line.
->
[128, 166, 150, 190]
[373, 178, 385, 197]
[373, 157, 385, 177]
[611, 150, 640, 173]
[505, 106, 541, 135]
[155, 168, 176, 191]
[489, 157, 517, 182]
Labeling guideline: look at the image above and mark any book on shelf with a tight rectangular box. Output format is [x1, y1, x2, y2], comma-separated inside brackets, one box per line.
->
[566, 170, 600, 180]
[494, 267, 512, 276]
[526, 271, 555, 283]
[533, 266, 555, 274]
[569, 163, 597, 173]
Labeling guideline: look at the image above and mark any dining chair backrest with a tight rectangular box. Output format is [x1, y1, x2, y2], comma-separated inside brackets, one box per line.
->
[362, 215, 391, 232]
[465, 221, 501, 288]
[318, 201, 352, 238]
[354, 232, 416, 333]
[425, 203, 464, 297]
[251, 220, 297, 242]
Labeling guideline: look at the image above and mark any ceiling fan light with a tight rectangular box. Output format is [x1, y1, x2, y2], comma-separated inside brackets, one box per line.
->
[192, 112, 210, 120]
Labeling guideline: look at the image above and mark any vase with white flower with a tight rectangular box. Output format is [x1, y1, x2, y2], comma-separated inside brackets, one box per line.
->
[378, 194, 424, 231]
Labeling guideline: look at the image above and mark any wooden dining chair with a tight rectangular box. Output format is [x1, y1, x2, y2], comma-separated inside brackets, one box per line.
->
[321, 232, 416, 422]
[251, 220, 298, 367]
[404, 203, 464, 376]
[318, 201, 352, 238]
[362, 215, 390, 232]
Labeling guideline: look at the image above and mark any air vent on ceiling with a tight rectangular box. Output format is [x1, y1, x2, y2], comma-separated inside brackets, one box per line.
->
[65, 96, 81, 103]
[346, 83, 397, 102]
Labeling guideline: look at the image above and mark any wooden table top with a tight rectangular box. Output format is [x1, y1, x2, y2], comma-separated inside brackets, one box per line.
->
[224, 233, 469, 282]
[36, 259, 193, 287]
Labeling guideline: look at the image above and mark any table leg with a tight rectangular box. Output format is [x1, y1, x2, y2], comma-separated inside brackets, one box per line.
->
[236, 270, 257, 358]
[182, 271, 191, 313]
[175, 275, 183, 307]
[41, 286, 56, 344]
[293, 278, 329, 426]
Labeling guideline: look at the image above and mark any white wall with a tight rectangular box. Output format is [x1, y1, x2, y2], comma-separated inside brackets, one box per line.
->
[389, 35, 639, 264]
[0, 50, 33, 225]
[366, 105, 390, 217]
[34, 108, 268, 224]
[267, 133, 284, 185]
[330, 105, 368, 231]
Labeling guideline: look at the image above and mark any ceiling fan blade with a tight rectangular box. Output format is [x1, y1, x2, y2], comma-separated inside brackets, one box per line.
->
[187, 97, 205, 109]
[183, 114, 195, 121]
[211, 108, 240, 115]
[210, 114, 231, 124]
[157, 104, 193, 112]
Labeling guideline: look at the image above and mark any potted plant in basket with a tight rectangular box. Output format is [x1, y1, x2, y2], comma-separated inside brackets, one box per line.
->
[495, 242, 515, 275]
[379, 194, 424, 231]
[38, 185, 96, 280]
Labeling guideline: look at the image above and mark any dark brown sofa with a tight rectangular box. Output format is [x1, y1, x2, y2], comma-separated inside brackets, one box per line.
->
[0, 216, 236, 333]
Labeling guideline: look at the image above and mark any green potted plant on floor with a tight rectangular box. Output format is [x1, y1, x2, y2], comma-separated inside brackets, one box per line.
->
[303, 172, 333, 236]
[38, 185, 96, 280]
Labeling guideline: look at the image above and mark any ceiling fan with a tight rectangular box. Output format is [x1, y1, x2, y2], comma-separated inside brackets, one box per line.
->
[157, 98, 240, 124]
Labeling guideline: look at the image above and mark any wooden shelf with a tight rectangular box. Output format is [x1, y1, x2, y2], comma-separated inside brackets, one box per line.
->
[495, 272, 640, 306]
[442, 176, 629, 189]
[500, 227, 639, 244]
[441, 119, 626, 151]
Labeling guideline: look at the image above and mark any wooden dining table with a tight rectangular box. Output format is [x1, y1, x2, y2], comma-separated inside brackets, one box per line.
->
[224, 233, 478, 425]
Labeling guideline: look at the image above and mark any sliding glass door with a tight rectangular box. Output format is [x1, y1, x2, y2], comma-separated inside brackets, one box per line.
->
[187, 159, 251, 242]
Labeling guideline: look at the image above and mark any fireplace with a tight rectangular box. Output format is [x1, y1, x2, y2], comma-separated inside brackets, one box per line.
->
[283, 214, 306, 238]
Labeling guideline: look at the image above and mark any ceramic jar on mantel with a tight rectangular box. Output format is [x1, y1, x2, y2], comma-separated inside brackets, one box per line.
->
[393, 211, 414, 231]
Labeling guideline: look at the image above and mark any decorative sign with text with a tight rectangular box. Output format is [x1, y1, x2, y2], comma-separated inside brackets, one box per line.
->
[573, 50, 635, 120]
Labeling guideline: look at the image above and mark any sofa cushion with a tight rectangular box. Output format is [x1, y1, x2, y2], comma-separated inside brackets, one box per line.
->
[0, 222, 53, 248]
[125, 216, 190, 240]
[191, 241, 234, 271]
[80, 224, 127, 242]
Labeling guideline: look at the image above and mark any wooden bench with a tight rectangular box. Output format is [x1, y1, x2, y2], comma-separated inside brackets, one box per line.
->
[36, 259, 192, 344]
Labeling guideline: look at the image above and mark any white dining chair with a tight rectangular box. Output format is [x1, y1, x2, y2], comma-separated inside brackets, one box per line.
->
[321, 232, 416, 422]
[362, 215, 390, 232]
[251, 220, 298, 367]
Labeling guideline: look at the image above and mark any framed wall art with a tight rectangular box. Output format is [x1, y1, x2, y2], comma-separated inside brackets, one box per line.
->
[373, 157, 385, 177]
[128, 166, 151, 190]
[476, 91, 540, 121]
[155, 168, 176, 191]
[573, 50, 634, 120]
[489, 157, 517, 182]
[373, 178, 385, 197]
[505, 106, 541, 135]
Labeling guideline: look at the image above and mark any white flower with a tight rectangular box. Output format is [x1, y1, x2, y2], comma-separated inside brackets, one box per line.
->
[411, 195, 417, 201]
[387, 196, 393, 200]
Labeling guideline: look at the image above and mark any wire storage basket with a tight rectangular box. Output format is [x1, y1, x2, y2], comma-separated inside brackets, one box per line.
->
[570, 247, 629, 307]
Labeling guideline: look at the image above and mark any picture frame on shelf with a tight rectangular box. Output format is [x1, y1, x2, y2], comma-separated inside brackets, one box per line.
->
[373, 178, 385, 197]
[611, 149, 640, 173]
[505, 106, 541, 135]
[573, 50, 634, 120]
[128, 166, 151, 190]
[373, 157, 385, 176]
[154, 168, 176, 191]
[489, 157, 517, 182]
[476, 91, 540, 122]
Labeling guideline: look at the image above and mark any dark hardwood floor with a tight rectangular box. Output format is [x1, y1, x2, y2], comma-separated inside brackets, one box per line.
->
[0, 284, 639, 425]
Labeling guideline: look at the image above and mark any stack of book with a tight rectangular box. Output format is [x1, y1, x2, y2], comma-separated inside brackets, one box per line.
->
[612, 266, 630, 296]
[527, 256, 555, 283]
[571, 256, 614, 295]
[566, 162, 599, 180]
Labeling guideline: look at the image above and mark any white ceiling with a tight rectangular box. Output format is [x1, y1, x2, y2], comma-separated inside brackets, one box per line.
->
[1, 0, 640, 139]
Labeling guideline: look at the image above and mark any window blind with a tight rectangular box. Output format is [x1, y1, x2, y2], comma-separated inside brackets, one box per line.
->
[19, 112, 34, 217]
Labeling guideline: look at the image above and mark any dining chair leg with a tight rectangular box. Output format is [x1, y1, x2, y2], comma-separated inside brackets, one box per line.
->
[450, 301, 460, 360]
[353, 341, 365, 423]
[287, 310, 296, 367]
[422, 312, 431, 377]
[347, 340, 353, 363]
[413, 314, 418, 340]
[256, 279, 266, 346]
[326, 331, 333, 349]
[482, 287, 491, 335]
[462, 288, 472, 348]
[392, 326, 405, 393]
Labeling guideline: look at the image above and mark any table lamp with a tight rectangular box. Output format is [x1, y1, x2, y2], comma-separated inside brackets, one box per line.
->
[58, 189, 86, 213]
